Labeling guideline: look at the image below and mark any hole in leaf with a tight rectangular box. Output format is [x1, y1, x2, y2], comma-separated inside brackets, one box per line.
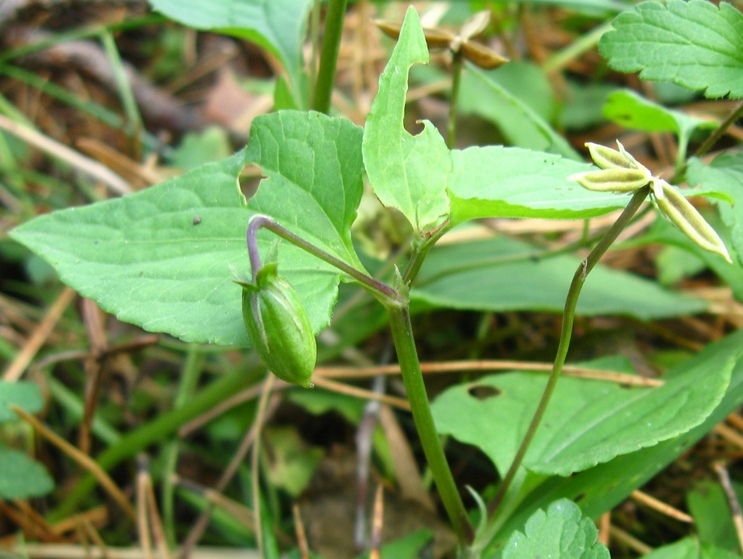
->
[240, 163, 264, 200]
[467, 384, 501, 400]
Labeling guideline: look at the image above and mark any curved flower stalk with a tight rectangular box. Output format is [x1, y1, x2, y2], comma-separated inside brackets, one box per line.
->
[570, 141, 732, 263]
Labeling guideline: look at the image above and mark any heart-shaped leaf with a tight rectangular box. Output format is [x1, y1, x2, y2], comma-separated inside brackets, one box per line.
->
[10, 111, 365, 346]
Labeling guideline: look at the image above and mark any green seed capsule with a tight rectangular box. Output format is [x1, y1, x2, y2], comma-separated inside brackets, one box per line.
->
[240, 263, 316, 388]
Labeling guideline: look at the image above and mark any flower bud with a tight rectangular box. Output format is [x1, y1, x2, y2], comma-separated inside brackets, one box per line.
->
[240, 263, 316, 388]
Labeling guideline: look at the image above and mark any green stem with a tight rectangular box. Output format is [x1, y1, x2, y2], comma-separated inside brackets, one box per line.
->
[162, 347, 205, 546]
[386, 298, 473, 546]
[693, 99, 743, 159]
[401, 225, 449, 286]
[311, 0, 348, 114]
[447, 52, 463, 149]
[485, 188, 649, 519]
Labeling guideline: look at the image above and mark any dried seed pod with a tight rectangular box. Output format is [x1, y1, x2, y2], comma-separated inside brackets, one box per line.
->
[653, 180, 732, 263]
[585, 141, 645, 171]
[569, 168, 651, 192]
[240, 263, 317, 388]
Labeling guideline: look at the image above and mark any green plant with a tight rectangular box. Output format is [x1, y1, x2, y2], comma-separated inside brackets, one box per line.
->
[6, 0, 743, 557]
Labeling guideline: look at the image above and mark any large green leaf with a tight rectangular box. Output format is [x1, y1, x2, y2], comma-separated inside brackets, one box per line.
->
[490, 330, 743, 548]
[413, 236, 707, 319]
[362, 7, 451, 235]
[446, 147, 628, 223]
[149, 0, 312, 89]
[599, 0, 743, 99]
[432, 349, 731, 476]
[10, 111, 364, 347]
[503, 499, 609, 559]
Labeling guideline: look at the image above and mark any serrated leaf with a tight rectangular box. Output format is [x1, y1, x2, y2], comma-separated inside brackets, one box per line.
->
[0, 447, 54, 499]
[149, 0, 312, 91]
[687, 154, 743, 262]
[446, 147, 629, 223]
[10, 111, 365, 347]
[414, 236, 707, 319]
[432, 348, 732, 476]
[363, 7, 451, 235]
[0, 381, 43, 422]
[503, 499, 609, 559]
[599, 0, 743, 99]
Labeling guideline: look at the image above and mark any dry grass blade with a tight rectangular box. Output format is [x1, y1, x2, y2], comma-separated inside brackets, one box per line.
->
[3, 287, 76, 382]
[0, 114, 131, 195]
[311, 376, 412, 410]
[316, 360, 664, 387]
[11, 405, 136, 522]
[630, 490, 693, 523]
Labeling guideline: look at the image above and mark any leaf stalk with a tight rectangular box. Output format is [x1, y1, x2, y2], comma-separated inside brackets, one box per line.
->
[247, 215, 396, 299]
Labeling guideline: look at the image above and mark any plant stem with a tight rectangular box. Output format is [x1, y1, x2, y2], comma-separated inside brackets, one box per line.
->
[447, 52, 463, 149]
[693, 99, 743, 159]
[486, 188, 649, 518]
[311, 0, 348, 114]
[248, 215, 396, 299]
[386, 298, 473, 546]
[401, 225, 449, 286]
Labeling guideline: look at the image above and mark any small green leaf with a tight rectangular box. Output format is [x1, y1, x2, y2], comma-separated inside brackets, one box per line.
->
[0, 447, 54, 499]
[603, 90, 716, 165]
[363, 7, 451, 235]
[503, 499, 609, 559]
[264, 426, 322, 497]
[604, 89, 714, 136]
[0, 381, 43, 422]
[599, 0, 743, 99]
[688, 480, 743, 554]
[149, 0, 312, 92]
